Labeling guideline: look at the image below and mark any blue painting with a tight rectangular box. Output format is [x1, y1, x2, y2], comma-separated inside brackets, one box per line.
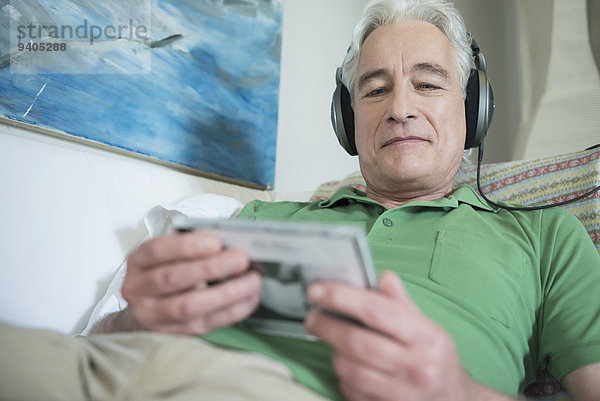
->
[0, 0, 282, 189]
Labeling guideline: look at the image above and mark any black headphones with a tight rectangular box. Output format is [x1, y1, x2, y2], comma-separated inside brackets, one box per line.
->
[331, 39, 495, 155]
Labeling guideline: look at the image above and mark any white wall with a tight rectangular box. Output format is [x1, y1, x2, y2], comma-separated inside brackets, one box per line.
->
[274, 0, 363, 192]
[0, 0, 365, 333]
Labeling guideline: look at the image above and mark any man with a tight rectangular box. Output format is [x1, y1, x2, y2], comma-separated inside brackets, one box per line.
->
[91, 0, 600, 399]
[2, 0, 599, 400]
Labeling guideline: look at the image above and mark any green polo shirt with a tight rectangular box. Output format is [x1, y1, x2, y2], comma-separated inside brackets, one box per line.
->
[203, 186, 600, 399]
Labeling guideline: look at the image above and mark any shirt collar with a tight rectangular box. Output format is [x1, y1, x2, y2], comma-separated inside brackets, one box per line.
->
[317, 185, 499, 213]
[317, 186, 381, 208]
[448, 186, 499, 212]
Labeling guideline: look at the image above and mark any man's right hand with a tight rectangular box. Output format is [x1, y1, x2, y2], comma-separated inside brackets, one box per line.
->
[120, 230, 262, 335]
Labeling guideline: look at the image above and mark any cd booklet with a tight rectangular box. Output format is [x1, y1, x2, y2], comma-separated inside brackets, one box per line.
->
[173, 216, 377, 340]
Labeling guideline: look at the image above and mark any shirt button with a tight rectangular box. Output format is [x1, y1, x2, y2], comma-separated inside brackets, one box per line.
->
[382, 218, 393, 227]
[378, 207, 385, 215]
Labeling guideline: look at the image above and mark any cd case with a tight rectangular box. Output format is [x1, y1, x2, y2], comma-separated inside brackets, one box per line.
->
[172, 216, 377, 340]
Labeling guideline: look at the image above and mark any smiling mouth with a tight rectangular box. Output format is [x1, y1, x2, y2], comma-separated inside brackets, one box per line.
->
[382, 136, 428, 148]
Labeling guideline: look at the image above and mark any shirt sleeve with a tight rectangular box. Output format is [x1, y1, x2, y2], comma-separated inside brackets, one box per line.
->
[537, 208, 600, 380]
[236, 200, 260, 220]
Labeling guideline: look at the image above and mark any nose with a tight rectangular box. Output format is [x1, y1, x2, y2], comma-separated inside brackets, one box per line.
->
[385, 86, 416, 124]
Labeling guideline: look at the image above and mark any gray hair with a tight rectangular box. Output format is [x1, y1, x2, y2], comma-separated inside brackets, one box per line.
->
[341, 0, 474, 100]
[341, 0, 476, 170]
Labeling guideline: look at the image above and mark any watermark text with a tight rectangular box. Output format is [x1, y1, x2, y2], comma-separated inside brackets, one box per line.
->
[16, 19, 148, 45]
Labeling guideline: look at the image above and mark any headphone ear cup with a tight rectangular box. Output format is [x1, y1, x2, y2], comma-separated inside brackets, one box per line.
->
[464, 68, 480, 149]
[464, 65, 495, 149]
[464, 39, 495, 149]
[331, 68, 358, 155]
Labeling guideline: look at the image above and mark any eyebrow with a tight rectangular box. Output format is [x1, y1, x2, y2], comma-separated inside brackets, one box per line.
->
[356, 62, 451, 92]
[357, 68, 387, 92]
[412, 62, 450, 82]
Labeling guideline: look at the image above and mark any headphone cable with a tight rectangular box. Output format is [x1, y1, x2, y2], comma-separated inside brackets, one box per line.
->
[475, 141, 600, 211]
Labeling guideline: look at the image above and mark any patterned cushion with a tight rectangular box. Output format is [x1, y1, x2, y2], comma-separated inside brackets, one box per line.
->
[310, 146, 600, 400]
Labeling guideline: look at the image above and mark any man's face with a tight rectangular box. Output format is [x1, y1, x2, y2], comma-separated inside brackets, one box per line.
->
[353, 20, 466, 200]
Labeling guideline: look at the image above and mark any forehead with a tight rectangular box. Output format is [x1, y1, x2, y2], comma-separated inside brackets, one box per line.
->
[357, 20, 458, 78]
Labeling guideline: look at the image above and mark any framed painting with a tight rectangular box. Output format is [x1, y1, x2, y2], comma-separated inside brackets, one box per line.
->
[0, 0, 282, 189]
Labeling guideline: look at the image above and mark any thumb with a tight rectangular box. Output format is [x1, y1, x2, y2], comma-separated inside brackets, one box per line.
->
[378, 271, 412, 304]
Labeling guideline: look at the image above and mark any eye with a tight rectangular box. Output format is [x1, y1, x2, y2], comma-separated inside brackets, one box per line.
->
[416, 82, 442, 91]
[366, 88, 386, 97]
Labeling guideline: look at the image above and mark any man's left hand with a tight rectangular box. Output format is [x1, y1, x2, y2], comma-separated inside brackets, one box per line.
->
[304, 271, 505, 401]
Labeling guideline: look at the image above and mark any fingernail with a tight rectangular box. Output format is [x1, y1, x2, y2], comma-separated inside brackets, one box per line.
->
[308, 283, 325, 301]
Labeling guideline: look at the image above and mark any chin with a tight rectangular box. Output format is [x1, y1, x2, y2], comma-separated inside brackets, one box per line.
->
[379, 166, 429, 186]
[388, 158, 427, 176]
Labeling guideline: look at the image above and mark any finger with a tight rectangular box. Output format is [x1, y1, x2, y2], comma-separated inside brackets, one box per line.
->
[153, 294, 261, 335]
[124, 248, 250, 298]
[334, 332, 464, 399]
[334, 353, 403, 401]
[306, 281, 428, 345]
[128, 231, 223, 270]
[304, 309, 410, 373]
[202, 294, 261, 331]
[339, 382, 380, 401]
[132, 271, 262, 328]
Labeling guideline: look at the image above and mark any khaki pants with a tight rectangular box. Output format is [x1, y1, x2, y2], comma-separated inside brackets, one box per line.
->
[0, 323, 328, 401]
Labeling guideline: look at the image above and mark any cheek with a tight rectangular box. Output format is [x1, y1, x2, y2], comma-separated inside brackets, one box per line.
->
[354, 107, 378, 152]
[435, 100, 466, 148]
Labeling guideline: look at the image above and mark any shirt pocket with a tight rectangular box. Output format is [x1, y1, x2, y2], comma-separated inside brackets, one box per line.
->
[428, 229, 525, 328]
